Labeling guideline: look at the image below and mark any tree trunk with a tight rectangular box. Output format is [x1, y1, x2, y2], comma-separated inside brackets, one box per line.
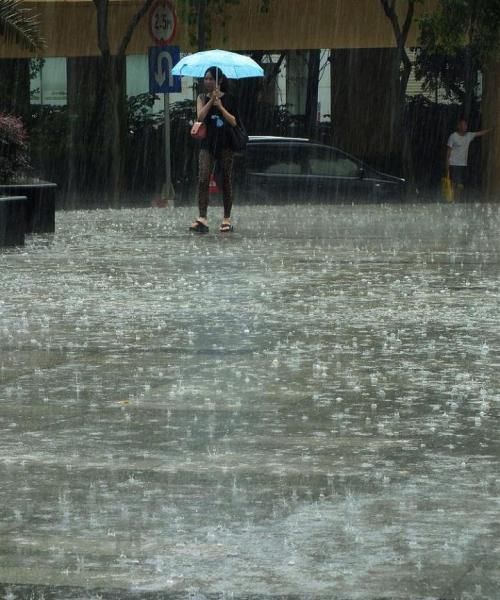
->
[379, 0, 416, 180]
[398, 45, 414, 183]
[305, 49, 320, 137]
[331, 48, 401, 174]
[463, 0, 479, 119]
[463, 45, 475, 119]
[197, 0, 207, 51]
[65, 0, 154, 203]
[483, 60, 500, 200]
[0, 59, 30, 118]
[67, 57, 96, 198]
[235, 51, 264, 133]
[66, 55, 126, 203]
[91, 54, 126, 203]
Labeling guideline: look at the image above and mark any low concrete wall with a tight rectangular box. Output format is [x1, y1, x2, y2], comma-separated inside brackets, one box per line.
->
[0, 196, 27, 246]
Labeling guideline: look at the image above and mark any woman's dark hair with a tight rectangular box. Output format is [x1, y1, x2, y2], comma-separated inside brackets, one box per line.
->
[205, 67, 229, 92]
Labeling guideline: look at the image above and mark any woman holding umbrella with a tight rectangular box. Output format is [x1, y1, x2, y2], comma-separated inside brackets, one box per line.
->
[172, 50, 263, 232]
[189, 67, 239, 234]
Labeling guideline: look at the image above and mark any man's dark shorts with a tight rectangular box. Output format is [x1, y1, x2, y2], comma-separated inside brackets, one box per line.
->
[449, 166, 467, 186]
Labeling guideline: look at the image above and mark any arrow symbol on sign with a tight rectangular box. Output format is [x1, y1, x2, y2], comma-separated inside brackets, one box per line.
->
[155, 50, 174, 88]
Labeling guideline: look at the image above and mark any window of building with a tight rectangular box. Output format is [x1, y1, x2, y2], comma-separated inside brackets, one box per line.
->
[30, 57, 67, 106]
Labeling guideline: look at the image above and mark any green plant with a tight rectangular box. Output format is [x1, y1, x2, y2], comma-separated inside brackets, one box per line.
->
[127, 93, 164, 134]
[416, 0, 500, 116]
[0, 0, 44, 51]
[0, 113, 30, 182]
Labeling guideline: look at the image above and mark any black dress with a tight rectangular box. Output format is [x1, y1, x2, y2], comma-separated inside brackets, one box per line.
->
[200, 93, 239, 158]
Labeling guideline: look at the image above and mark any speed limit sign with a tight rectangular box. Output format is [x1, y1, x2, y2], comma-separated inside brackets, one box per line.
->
[149, 0, 177, 46]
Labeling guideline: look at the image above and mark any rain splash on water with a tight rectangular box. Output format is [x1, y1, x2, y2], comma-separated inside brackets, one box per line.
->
[1, 202, 499, 599]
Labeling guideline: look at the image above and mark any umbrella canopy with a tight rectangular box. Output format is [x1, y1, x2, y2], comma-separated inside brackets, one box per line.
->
[171, 49, 264, 80]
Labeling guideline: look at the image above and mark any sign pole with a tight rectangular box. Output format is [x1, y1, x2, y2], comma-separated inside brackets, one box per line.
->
[164, 92, 169, 195]
[163, 91, 174, 203]
[148, 0, 179, 206]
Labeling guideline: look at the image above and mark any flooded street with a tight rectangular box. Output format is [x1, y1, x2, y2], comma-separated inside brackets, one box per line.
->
[1, 203, 499, 600]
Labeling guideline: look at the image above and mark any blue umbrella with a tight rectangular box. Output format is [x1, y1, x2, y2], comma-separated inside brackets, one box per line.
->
[171, 49, 264, 81]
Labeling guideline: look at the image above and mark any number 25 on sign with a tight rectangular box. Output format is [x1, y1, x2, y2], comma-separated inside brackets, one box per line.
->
[149, 0, 177, 46]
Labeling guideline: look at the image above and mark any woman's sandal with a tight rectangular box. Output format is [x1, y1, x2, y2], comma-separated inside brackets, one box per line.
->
[189, 219, 209, 233]
[219, 222, 233, 233]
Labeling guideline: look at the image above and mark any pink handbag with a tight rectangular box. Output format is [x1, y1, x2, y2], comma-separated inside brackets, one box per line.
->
[190, 121, 207, 140]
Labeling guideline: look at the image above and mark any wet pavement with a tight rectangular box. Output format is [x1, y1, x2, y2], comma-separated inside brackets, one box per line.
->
[1, 202, 499, 600]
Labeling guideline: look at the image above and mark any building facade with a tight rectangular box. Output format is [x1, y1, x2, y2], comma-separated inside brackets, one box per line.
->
[1, 0, 499, 197]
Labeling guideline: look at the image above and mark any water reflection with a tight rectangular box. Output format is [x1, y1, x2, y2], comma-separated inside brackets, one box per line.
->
[0, 203, 499, 599]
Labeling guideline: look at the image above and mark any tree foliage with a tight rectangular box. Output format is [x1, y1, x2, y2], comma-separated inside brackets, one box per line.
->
[418, 0, 500, 61]
[416, 0, 500, 111]
[414, 46, 475, 104]
[0, 0, 44, 52]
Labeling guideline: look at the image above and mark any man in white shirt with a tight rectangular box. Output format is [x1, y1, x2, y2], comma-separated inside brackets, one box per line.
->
[446, 118, 491, 199]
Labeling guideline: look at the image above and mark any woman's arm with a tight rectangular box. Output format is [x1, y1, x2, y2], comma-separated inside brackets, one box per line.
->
[214, 94, 237, 127]
[197, 94, 213, 122]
